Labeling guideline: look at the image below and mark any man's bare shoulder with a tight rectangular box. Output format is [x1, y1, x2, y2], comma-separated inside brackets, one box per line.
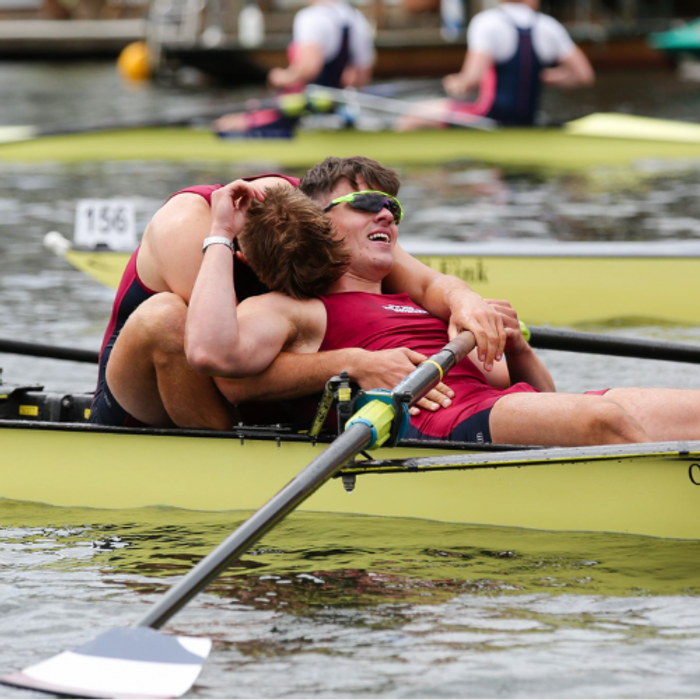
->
[239, 292, 326, 344]
[239, 291, 323, 314]
[137, 193, 215, 295]
[147, 193, 212, 236]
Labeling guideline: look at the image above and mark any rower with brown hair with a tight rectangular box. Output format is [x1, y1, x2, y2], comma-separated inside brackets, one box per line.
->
[92, 159, 506, 430]
[186, 157, 700, 446]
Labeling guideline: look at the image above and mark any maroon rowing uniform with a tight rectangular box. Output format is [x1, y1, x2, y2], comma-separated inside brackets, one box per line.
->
[318, 291, 540, 443]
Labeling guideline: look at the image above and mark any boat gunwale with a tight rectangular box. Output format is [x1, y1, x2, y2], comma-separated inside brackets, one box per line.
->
[4, 417, 700, 472]
[0, 416, 531, 454]
[69, 240, 700, 260]
[350, 440, 700, 475]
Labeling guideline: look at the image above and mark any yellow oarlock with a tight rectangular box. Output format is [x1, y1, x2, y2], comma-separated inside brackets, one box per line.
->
[345, 398, 395, 449]
[308, 90, 335, 113]
[344, 389, 409, 449]
[519, 320, 531, 342]
[278, 93, 309, 117]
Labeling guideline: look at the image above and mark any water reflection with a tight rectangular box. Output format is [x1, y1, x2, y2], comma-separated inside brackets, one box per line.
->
[3, 504, 699, 603]
[2, 504, 699, 698]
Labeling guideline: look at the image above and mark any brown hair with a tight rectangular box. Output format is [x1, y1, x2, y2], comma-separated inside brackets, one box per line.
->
[238, 186, 350, 299]
[299, 156, 401, 201]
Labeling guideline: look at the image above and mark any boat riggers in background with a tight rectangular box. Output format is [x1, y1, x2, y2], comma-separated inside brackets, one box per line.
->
[0, 102, 257, 145]
[306, 84, 497, 131]
[0, 332, 475, 699]
[0, 80, 446, 145]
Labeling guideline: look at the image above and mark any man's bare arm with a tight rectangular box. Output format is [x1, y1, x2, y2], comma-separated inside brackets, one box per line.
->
[541, 46, 594, 88]
[443, 50, 492, 98]
[268, 43, 324, 89]
[384, 244, 506, 371]
[214, 347, 454, 414]
[487, 299, 555, 392]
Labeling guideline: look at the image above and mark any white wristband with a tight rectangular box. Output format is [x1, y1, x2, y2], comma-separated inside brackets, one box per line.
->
[202, 236, 235, 254]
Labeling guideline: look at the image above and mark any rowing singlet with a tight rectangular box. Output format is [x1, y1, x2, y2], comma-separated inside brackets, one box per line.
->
[318, 292, 539, 440]
[451, 9, 549, 126]
[486, 11, 545, 126]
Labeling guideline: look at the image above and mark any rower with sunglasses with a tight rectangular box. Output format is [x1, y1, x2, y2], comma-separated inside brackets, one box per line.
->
[187, 167, 526, 444]
[94, 157, 506, 430]
[188, 156, 700, 447]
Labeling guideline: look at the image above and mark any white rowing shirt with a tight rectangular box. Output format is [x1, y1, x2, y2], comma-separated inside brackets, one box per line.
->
[467, 3, 575, 66]
[293, 0, 375, 69]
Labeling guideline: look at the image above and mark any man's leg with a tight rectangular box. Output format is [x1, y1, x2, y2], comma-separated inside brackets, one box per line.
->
[489, 392, 652, 446]
[603, 387, 700, 441]
[106, 293, 238, 429]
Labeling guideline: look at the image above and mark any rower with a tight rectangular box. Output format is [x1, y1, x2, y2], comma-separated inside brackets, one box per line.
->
[398, 0, 594, 130]
[185, 156, 700, 447]
[88, 159, 506, 431]
[214, 0, 376, 137]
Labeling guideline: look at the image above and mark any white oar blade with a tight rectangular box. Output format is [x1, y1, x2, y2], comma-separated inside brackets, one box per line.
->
[2, 627, 211, 699]
[0, 126, 38, 144]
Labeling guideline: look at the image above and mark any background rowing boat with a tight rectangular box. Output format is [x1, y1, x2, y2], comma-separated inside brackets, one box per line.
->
[50, 238, 700, 327]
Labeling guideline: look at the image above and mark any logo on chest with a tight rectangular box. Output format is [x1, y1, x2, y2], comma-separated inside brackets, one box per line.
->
[382, 304, 429, 315]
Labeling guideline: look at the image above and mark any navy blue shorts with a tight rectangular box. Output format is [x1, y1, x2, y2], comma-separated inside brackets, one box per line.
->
[404, 407, 493, 445]
[89, 373, 144, 427]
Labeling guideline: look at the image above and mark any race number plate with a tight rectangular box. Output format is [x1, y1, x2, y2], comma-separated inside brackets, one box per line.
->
[74, 199, 137, 251]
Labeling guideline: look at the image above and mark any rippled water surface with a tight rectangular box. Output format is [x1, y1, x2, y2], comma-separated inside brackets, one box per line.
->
[1, 62, 700, 698]
[1, 505, 700, 699]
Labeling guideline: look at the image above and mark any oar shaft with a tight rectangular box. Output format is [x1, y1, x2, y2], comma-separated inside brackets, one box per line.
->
[136, 421, 374, 630]
[136, 331, 475, 631]
[393, 333, 475, 402]
[0, 338, 99, 364]
[306, 85, 496, 131]
[528, 326, 700, 364]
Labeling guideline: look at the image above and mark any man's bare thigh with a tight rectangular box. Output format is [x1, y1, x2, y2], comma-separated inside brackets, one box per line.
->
[489, 391, 649, 447]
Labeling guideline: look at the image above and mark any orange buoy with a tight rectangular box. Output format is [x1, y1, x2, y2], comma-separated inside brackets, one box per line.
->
[117, 41, 151, 82]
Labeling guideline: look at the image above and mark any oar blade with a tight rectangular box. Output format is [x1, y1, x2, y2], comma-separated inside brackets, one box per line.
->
[2, 627, 211, 699]
[0, 126, 38, 144]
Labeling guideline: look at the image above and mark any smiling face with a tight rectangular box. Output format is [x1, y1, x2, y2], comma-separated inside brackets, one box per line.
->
[322, 178, 398, 293]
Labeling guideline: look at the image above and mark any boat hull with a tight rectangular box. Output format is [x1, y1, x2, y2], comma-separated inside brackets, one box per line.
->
[3, 420, 700, 540]
[60, 241, 700, 326]
[4, 124, 700, 170]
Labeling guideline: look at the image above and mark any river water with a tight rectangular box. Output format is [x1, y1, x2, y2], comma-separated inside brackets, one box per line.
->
[1, 62, 700, 698]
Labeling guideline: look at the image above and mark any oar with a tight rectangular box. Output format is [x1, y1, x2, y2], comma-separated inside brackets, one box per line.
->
[522, 323, 700, 364]
[1, 331, 475, 699]
[0, 81, 445, 146]
[0, 337, 99, 364]
[4, 323, 700, 369]
[0, 98, 268, 145]
[306, 84, 497, 131]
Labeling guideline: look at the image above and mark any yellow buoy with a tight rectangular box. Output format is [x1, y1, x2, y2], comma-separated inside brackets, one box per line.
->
[117, 41, 151, 82]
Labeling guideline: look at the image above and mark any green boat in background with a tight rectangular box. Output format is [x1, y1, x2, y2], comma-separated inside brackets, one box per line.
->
[45, 232, 700, 327]
[3, 113, 700, 172]
[649, 19, 700, 57]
